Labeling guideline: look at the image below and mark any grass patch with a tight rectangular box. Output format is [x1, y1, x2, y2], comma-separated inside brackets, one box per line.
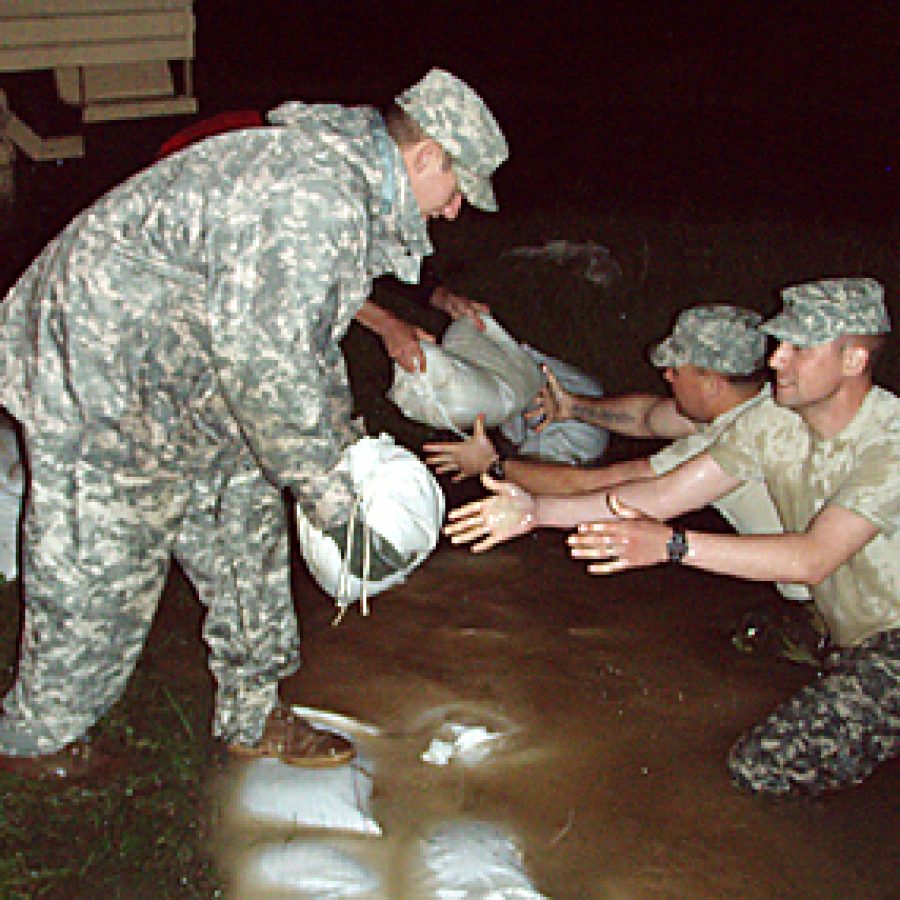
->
[0, 572, 223, 899]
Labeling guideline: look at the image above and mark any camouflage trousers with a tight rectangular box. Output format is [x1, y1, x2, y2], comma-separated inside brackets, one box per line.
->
[0, 430, 301, 756]
[728, 628, 899, 796]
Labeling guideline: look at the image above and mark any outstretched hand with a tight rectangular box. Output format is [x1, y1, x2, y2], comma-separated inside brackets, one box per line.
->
[526, 366, 572, 432]
[443, 474, 536, 552]
[423, 413, 497, 482]
[567, 495, 672, 574]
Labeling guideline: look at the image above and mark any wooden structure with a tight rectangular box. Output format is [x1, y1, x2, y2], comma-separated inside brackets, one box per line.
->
[1, 0, 197, 192]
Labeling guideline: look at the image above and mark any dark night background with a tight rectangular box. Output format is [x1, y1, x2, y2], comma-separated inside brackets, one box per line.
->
[189, 0, 897, 222]
[2, 1, 896, 233]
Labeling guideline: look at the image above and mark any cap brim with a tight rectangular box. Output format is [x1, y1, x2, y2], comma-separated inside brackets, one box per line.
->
[455, 164, 498, 212]
[760, 313, 818, 347]
[649, 337, 688, 368]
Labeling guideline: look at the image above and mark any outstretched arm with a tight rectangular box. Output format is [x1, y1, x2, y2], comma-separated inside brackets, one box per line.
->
[569, 500, 878, 586]
[423, 414, 499, 482]
[445, 451, 739, 551]
[529, 367, 695, 439]
[444, 474, 538, 552]
[424, 414, 656, 492]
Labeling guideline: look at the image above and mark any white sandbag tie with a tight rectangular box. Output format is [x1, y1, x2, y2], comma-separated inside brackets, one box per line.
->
[333, 494, 374, 623]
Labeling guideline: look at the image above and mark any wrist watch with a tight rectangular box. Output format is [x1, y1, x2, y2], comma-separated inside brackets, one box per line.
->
[486, 455, 506, 480]
[666, 526, 689, 564]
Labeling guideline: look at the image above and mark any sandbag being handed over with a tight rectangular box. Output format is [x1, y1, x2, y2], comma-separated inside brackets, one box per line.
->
[294, 433, 444, 619]
[387, 315, 544, 432]
[501, 345, 610, 465]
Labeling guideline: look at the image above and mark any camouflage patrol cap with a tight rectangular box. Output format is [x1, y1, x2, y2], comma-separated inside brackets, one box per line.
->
[650, 305, 766, 375]
[396, 68, 508, 212]
[761, 277, 891, 347]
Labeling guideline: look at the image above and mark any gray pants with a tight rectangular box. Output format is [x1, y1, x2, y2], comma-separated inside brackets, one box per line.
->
[0, 431, 300, 756]
[728, 628, 899, 795]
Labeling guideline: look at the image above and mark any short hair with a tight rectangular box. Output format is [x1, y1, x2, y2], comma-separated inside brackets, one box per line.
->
[383, 102, 427, 147]
[723, 367, 768, 389]
[845, 333, 887, 374]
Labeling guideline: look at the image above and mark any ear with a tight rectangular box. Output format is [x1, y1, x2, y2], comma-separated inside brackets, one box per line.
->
[702, 371, 724, 400]
[399, 139, 435, 181]
[842, 342, 869, 376]
[413, 139, 442, 175]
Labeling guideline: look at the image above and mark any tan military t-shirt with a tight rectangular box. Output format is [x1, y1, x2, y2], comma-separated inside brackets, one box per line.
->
[650, 385, 810, 602]
[709, 386, 900, 647]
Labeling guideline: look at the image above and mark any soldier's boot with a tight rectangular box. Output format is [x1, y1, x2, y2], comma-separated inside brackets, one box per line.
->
[0, 736, 126, 781]
[228, 705, 355, 767]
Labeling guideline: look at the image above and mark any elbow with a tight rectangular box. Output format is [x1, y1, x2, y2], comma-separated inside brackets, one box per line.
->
[804, 567, 830, 588]
[797, 555, 835, 588]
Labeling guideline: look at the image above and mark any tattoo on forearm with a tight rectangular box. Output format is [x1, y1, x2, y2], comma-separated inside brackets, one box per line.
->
[571, 402, 636, 427]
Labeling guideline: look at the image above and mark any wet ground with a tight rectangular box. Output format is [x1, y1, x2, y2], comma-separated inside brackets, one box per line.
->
[208, 518, 897, 898]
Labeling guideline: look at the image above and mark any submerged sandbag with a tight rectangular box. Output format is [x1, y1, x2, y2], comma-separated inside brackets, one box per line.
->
[388, 315, 543, 432]
[234, 840, 383, 898]
[406, 821, 549, 899]
[295, 433, 444, 615]
[231, 754, 381, 835]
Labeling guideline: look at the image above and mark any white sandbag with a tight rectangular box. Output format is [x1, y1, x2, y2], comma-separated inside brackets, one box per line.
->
[295, 434, 444, 615]
[408, 821, 548, 899]
[0, 418, 23, 582]
[231, 754, 381, 835]
[235, 840, 383, 898]
[388, 315, 544, 432]
[501, 346, 609, 465]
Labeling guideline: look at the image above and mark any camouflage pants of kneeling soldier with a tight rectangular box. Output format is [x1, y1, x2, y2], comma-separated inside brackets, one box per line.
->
[728, 628, 899, 795]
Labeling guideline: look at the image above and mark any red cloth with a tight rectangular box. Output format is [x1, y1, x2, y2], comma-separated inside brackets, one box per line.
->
[155, 110, 264, 160]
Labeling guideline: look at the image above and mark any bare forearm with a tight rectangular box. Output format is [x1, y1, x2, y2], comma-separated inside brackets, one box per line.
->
[568, 394, 690, 439]
[534, 482, 653, 528]
[679, 503, 878, 586]
[572, 497, 880, 587]
[536, 453, 736, 528]
[508, 457, 654, 496]
[353, 299, 397, 338]
[681, 531, 823, 585]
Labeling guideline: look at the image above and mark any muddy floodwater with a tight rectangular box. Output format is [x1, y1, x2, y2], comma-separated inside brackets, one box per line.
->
[213, 519, 898, 898]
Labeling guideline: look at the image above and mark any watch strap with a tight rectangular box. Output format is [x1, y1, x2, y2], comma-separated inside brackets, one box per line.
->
[486, 456, 506, 480]
[667, 526, 689, 564]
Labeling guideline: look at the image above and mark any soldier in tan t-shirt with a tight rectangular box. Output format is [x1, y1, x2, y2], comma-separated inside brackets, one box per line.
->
[425, 304, 810, 605]
[447, 277, 897, 796]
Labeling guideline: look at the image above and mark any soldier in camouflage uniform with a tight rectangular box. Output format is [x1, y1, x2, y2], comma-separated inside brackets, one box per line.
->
[448, 278, 897, 795]
[0, 68, 508, 776]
